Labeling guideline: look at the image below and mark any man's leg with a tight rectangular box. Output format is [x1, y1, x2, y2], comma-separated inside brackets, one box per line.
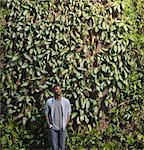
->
[58, 129, 66, 150]
[50, 128, 58, 150]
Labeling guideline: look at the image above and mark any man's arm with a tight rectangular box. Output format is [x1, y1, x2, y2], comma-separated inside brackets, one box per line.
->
[66, 100, 71, 127]
[45, 101, 52, 128]
[45, 114, 52, 128]
[66, 115, 70, 127]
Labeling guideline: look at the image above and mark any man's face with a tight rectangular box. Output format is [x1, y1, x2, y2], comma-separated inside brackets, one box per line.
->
[53, 86, 62, 96]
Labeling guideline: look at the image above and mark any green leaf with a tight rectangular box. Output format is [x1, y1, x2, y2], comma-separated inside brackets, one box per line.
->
[12, 53, 19, 61]
[23, 117, 27, 125]
[21, 81, 29, 87]
[23, 53, 33, 62]
[71, 112, 77, 119]
[25, 26, 29, 31]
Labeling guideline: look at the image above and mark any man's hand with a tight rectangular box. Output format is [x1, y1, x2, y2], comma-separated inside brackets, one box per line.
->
[49, 124, 53, 129]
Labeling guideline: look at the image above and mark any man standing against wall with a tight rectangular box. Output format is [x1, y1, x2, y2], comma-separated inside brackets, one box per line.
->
[45, 84, 71, 150]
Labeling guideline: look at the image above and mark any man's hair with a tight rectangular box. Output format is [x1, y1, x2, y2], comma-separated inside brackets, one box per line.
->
[52, 84, 61, 91]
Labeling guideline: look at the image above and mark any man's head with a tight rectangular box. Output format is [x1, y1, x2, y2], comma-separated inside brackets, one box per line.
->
[53, 84, 62, 96]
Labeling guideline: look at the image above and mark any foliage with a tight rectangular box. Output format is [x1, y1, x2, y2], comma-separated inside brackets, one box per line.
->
[66, 129, 117, 150]
[0, 0, 144, 149]
[66, 127, 144, 150]
[0, 0, 8, 64]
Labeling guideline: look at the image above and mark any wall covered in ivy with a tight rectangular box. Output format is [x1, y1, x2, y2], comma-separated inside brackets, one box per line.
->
[0, 0, 143, 149]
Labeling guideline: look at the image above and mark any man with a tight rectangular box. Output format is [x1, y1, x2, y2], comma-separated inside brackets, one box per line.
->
[45, 84, 71, 150]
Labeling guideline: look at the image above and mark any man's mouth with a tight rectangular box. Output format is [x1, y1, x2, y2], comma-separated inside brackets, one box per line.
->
[56, 91, 61, 94]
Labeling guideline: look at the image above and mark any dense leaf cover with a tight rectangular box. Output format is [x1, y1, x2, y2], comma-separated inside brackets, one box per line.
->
[0, 0, 144, 149]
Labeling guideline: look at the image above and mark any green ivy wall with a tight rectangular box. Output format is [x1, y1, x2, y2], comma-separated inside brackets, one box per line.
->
[0, 0, 143, 149]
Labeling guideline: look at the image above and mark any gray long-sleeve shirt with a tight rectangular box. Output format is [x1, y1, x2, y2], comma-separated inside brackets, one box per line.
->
[45, 97, 71, 130]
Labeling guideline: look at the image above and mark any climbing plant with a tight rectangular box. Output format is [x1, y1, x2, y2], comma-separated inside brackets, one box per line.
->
[0, 0, 143, 149]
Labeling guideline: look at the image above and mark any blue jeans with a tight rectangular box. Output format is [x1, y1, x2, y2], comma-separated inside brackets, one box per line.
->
[50, 128, 66, 150]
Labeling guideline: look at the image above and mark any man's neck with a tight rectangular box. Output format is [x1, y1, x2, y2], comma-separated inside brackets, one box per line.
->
[55, 95, 62, 101]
